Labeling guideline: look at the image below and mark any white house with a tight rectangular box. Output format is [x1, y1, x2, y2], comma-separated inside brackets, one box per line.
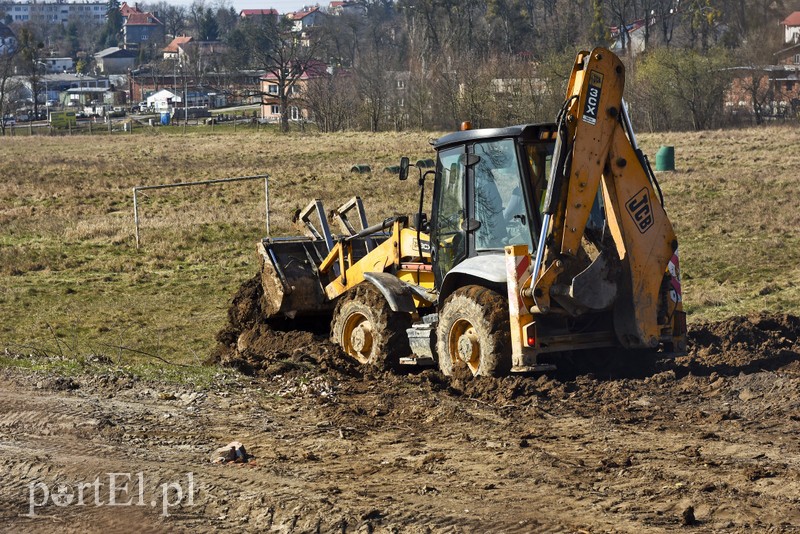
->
[288, 6, 321, 32]
[782, 12, 800, 44]
[328, 1, 366, 16]
[146, 89, 181, 112]
[42, 57, 74, 73]
[0, 22, 16, 54]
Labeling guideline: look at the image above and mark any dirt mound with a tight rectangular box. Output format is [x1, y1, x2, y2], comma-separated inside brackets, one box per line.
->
[211, 276, 360, 379]
[214, 277, 800, 405]
[686, 313, 800, 373]
[227, 274, 264, 332]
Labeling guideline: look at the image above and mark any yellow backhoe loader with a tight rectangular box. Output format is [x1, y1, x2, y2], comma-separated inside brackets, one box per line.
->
[256, 47, 686, 376]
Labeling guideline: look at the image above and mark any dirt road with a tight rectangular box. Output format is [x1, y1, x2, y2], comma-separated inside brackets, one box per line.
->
[1, 313, 799, 533]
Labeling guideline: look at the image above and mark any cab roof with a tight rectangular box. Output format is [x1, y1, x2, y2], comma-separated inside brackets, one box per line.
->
[433, 123, 557, 150]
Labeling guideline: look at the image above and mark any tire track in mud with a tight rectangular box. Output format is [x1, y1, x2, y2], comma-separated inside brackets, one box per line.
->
[0, 375, 603, 533]
[3, 308, 800, 532]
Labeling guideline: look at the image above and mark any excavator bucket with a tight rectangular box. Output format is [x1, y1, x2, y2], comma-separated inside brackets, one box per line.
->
[257, 196, 383, 320]
[257, 235, 382, 319]
[257, 237, 334, 319]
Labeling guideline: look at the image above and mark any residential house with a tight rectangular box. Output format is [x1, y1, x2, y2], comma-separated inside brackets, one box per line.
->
[162, 37, 227, 71]
[123, 10, 164, 49]
[120, 1, 141, 20]
[782, 12, 800, 44]
[610, 19, 648, 56]
[288, 6, 321, 32]
[328, 1, 366, 16]
[145, 87, 224, 112]
[162, 36, 193, 60]
[95, 47, 137, 74]
[726, 35, 800, 120]
[239, 9, 280, 23]
[260, 61, 328, 122]
[42, 57, 74, 73]
[0, 1, 106, 24]
[130, 67, 260, 105]
[146, 88, 180, 112]
[0, 21, 15, 54]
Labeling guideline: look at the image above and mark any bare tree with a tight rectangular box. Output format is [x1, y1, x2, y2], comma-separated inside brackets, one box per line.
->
[159, 4, 188, 39]
[303, 70, 358, 132]
[244, 18, 320, 133]
[0, 48, 20, 135]
[16, 27, 44, 120]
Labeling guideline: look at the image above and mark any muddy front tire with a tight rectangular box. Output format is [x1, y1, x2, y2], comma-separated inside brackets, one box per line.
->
[436, 285, 512, 377]
[331, 283, 412, 370]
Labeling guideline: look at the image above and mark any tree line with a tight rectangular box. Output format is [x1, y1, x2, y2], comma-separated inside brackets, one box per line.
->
[2, 0, 797, 133]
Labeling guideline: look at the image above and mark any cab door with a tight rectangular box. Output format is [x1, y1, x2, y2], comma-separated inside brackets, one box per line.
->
[430, 145, 467, 287]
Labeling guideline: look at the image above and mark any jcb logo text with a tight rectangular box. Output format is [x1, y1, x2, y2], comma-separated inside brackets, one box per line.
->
[625, 189, 654, 233]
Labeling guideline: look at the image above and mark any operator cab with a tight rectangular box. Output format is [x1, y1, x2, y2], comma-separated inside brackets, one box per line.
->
[429, 123, 558, 286]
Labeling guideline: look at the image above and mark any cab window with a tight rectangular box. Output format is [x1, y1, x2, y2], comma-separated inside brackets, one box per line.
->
[432, 146, 467, 281]
[473, 139, 534, 252]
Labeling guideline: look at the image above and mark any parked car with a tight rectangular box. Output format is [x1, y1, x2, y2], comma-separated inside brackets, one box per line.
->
[1, 116, 15, 127]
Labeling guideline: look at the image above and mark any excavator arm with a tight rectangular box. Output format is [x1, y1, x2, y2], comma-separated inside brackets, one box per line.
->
[521, 48, 684, 353]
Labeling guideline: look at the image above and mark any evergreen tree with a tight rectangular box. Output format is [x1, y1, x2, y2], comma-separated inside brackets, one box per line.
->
[100, 0, 122, 48]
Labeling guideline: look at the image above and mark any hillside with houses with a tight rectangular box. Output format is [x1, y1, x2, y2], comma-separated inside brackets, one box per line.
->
[1, 0, 800, 133]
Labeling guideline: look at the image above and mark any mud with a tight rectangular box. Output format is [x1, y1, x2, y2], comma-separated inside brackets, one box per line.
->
[686, 313, 800, 372]
[4, 297, 799, 532]
[212, 275, 360, 379]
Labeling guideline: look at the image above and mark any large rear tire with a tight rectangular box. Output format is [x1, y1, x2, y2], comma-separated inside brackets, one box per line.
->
[436, 285, 512, 377]
[331, 283, 412, 370]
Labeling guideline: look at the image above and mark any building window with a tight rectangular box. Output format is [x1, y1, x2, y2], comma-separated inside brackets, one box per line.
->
[290, 106, 299, 120]
[270, 105, 280, 115]
[267, 84, 278, 94]
[396, 79, 405, 89]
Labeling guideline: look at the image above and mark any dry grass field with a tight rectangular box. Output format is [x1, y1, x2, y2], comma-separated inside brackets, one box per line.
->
[0, 129, 428, 369]
[2, 126, 800, 532]
[1, 126, 798, 369]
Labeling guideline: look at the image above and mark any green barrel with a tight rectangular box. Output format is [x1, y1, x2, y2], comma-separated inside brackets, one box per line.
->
[350, 164, 371, 173]
[655, 145, 675, 171]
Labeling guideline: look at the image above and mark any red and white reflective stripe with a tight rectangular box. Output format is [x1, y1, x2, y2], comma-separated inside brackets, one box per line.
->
[513, 252, 532, 314]
[515, 254, 531, 281]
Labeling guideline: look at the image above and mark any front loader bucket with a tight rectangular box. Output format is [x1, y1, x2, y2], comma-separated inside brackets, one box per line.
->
[257, 237, 334, 319]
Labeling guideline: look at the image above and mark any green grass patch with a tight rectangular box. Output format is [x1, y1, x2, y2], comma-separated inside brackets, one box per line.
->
[1, 126, 798, 373]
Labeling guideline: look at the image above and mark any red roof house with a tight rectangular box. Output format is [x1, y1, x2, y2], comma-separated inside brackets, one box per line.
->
[783, 12, 800, 43]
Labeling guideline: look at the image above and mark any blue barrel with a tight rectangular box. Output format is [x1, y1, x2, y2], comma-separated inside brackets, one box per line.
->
[655, 145, 675, 171]
[160, 112, 170, 126]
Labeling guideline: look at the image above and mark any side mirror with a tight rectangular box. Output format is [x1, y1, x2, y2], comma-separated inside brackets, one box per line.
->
[399, 156, 410, 181]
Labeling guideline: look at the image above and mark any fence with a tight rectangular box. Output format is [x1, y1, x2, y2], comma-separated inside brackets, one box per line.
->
[132, 174, 271, 249]
[1, 114, 266, 137]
